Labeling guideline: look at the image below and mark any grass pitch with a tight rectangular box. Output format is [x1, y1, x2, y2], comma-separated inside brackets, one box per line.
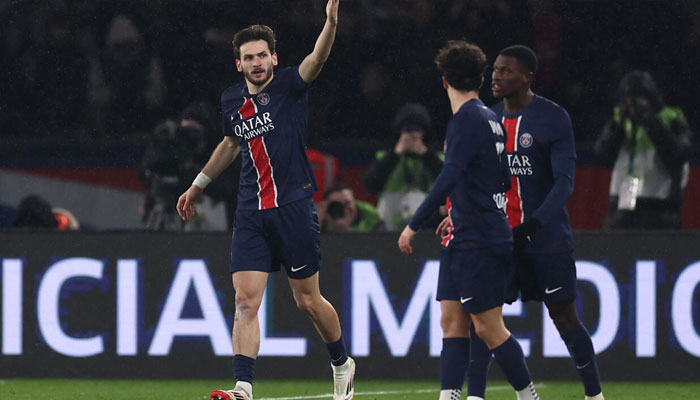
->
[1, 379, 699, 399]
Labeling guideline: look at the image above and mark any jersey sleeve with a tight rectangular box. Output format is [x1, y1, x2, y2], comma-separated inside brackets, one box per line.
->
[285, 66, 312, 93]
[408, 163, 460, 231]
[531, 108, 576, 223]
[407, 112, 479, 231]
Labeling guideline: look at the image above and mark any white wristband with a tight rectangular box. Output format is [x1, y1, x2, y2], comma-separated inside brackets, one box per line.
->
[192, 172, 212, 190]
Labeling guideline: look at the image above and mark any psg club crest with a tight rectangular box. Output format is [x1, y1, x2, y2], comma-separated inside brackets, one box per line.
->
[256, 92, 270, 105]
[519, 133, 533, 148]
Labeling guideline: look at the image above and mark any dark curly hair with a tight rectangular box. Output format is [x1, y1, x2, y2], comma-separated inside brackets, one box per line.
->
[435, 40, 487, 92]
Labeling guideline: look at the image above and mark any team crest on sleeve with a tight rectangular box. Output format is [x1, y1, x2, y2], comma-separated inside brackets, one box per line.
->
[519, 133, 533, 148]
[256, 92, 270, 105]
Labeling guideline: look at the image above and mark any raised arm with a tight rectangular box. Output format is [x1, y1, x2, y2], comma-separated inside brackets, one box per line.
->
[177, 136, 240, 220]
[298, 0, 339, 84]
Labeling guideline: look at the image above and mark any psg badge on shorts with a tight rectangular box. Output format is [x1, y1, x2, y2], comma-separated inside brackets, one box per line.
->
[256, 92, 270, 105]
[519, 133, 533, 148]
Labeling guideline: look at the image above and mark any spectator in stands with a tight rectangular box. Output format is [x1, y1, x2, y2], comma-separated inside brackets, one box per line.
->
[318, 183, 384, 232]
[88, 14, 166, 138]
[12, 195, 58, 229]
[594, 70, 693, 229]
[34, 12, 89, 137]
[362, 103, 443, 231]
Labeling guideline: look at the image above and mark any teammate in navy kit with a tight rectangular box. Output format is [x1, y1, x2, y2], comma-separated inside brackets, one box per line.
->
[398, 40, 540, 400]
[465, 45, 604, 400]
[176, 2, 355, 400]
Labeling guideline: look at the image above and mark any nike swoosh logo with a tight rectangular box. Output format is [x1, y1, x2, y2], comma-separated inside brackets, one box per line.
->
[576, 361, 591, 369]
[290, 264, 308, 272]
[545, 286, 563, 295]
[460, 297, 473, 303]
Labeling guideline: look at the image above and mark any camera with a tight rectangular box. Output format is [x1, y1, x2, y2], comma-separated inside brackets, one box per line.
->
[327, 201, 345, 219]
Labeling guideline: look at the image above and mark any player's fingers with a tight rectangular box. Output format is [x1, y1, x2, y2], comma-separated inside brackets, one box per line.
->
[179, 197, 191, 220]
[186, 201, 196, 220]
[436, 220, 446, 236]
[398, 237, 412, 254]
[176, 196, 186, 218]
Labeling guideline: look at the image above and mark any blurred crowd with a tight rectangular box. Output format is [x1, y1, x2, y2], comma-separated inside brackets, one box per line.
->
[2, 0, 699, 231]
[3, 0, 699, 146]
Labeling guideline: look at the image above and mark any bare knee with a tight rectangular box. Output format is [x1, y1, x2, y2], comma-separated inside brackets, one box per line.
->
[472, 323, 490, 342]
[441, 310, 470, 337]
[295, 293, 321, 318]
[234, 291, 262, 320]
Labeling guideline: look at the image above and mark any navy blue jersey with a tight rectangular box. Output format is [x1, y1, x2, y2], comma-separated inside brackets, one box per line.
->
[410, 98, 512, 249]
[491, 94, 576, 253]
[221, 66, 318, 211]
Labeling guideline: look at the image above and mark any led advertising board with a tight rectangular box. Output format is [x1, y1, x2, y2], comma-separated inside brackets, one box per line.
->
[1, 232, 698, 380]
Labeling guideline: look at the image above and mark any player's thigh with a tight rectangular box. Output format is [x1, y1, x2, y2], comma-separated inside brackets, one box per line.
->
[269, 198, 321, 279]
[450, 245, 510, 314]
[533, 252, 577, 303]
[230, 209, 276, 273]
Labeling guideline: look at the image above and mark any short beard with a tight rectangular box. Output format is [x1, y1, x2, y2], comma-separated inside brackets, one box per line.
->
[244, 65, 273, 86]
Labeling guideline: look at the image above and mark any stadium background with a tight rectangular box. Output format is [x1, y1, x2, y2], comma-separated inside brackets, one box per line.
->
[1, 0, 699, 388]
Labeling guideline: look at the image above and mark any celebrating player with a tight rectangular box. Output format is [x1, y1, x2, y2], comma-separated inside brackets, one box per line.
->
[465, 45, 604, 400]
[176, 2, 355, 400]
[398, 40, 540, 400]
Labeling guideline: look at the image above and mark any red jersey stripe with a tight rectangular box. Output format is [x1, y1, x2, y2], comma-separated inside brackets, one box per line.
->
[248, 136, 278, 210]
[238, 97, 257, 119]
[441, 197, 454, 247]
[502, 116, 524, 228]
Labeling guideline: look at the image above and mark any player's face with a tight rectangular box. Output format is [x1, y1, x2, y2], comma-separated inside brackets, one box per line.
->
[491, 55, 529, 99]
[236, 40, 278, 86]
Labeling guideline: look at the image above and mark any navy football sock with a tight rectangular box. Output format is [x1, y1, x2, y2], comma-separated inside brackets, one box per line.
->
[233, 354, 256, 384]
[440, 337, 470, 390]
[467, 325, 491, 398]
[561, 322, 602, 396]
[491, 335, 532, 391]
[326, 334, 349, 366]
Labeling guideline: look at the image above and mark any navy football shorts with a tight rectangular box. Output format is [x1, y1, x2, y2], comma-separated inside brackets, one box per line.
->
[436, 244, 512, 314]
[505, 252, 577, 303]
[230, 197, 321, 279]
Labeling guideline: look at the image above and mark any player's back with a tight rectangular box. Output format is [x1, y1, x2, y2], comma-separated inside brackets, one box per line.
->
[221, 67, 318, 211]
[444, 99, 512, 249]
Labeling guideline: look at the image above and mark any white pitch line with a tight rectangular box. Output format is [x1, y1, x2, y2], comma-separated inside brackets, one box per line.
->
[257, 383, 546, 400]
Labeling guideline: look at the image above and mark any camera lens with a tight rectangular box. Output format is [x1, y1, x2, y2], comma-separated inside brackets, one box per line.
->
[328, 201, 345, 219]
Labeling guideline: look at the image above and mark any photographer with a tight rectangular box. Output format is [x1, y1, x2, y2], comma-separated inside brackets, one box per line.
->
[594, 70, 693, 229]
[318, 183, 384, 232]
[362, 102, 444, 231]
[140, 100, 240, 231]
[140, 119, 229, 230]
